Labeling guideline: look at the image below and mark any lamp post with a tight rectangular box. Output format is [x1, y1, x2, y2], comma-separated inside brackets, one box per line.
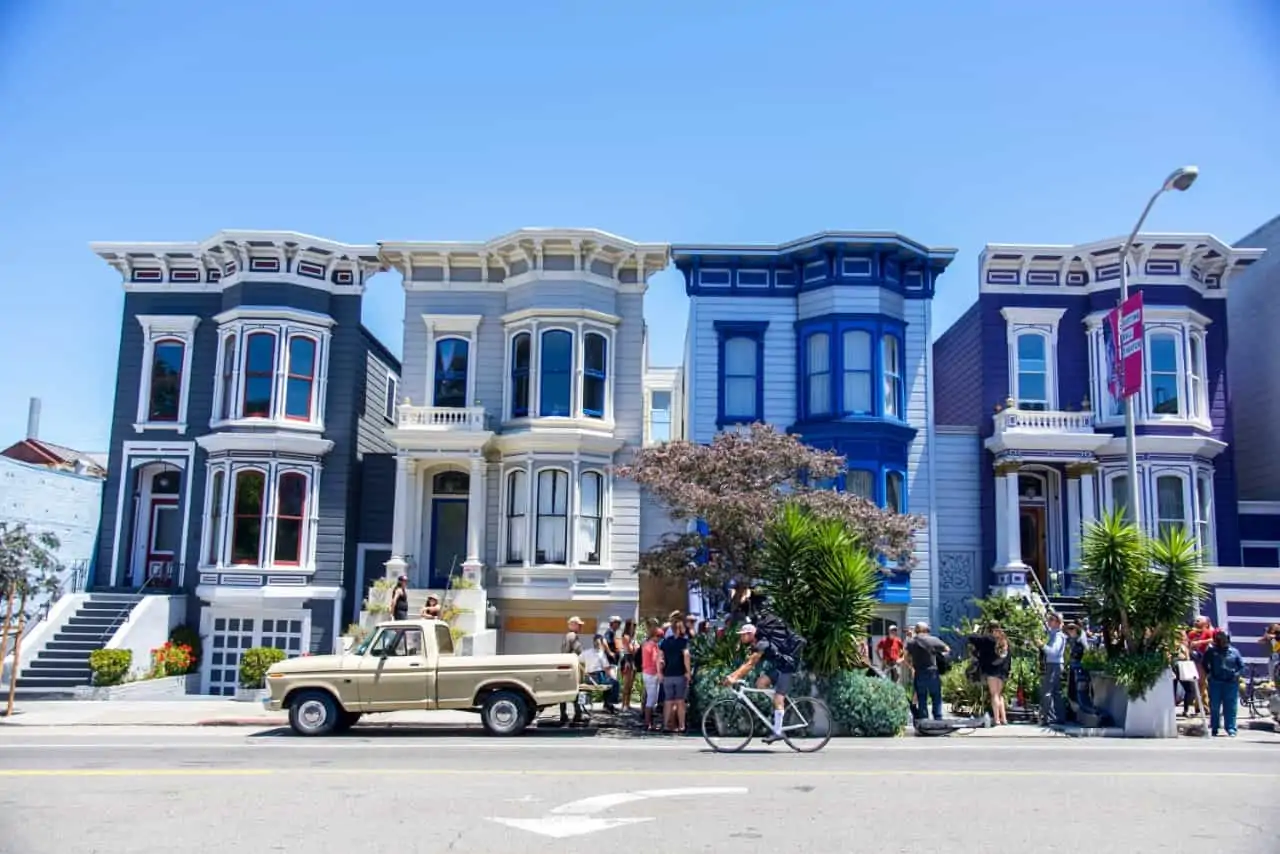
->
[1117, 165, 1199, 528]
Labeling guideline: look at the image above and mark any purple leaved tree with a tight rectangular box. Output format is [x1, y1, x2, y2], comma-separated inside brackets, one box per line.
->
[617, 423, 923, 590]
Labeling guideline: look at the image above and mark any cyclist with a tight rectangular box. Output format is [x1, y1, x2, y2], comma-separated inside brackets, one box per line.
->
[722, 621, 802, 744]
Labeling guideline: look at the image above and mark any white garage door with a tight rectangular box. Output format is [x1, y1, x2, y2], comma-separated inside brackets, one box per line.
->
[205, 610, 309, 696]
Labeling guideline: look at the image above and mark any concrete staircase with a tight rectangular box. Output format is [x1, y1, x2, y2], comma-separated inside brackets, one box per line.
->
[8, 593, 140, 699]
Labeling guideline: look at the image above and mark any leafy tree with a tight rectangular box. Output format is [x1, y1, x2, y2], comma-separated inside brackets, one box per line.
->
[618, 423, 922, 589]
[757, 502, 882, 677]
[0, 523, 62, 715]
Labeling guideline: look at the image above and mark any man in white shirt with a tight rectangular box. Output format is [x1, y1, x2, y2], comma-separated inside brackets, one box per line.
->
[1041, 613, 1067, 725]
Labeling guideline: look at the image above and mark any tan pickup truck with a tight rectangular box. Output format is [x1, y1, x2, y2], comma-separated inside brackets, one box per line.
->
[263, 618, 580, 737]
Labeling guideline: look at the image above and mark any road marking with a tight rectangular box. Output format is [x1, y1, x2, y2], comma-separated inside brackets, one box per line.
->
[0, 768, 1274, 779]
[490, 786, 747, 838]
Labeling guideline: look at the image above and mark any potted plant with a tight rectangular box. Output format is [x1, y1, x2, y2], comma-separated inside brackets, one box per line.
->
[1079, 511, 1204, 737]
[236, 647, 287, 702]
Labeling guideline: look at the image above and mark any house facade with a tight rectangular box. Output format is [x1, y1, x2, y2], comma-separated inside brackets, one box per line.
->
[378, 229, 669, 654]
[932, 233, 1272, 636]
[671, 233, 957, 629]
[89, 231, 399, 694]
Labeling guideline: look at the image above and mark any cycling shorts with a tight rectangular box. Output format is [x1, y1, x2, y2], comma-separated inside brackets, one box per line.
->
[772, 670, 794, 695]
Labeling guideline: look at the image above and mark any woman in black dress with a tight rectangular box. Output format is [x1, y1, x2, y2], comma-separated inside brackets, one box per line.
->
[968, 621, 1011, 725]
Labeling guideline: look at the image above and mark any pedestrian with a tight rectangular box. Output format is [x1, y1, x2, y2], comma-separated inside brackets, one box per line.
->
[620, 618, 638, 712]
[641, 623, 662, 730]
[968, 621, 1011, 726]
[1188, 615, 1217, 712]
[657, 613, 691, 733]
[876, 625, 904, 683]
[584, 634, 620, 714]
[905, 621, 949, 722]
[1040, 613, 1066, 725]
[390, 575, 410, 621]
[1202, 630, 1244, 737]
[1173, 630, 1201, 717]
[559, 616, 586, 726]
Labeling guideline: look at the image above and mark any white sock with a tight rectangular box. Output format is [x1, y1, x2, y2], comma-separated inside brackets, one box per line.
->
[772, 709, 784, 735]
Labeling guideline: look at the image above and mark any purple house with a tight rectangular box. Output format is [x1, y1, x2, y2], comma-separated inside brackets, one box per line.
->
[931, 232, 1279, 657]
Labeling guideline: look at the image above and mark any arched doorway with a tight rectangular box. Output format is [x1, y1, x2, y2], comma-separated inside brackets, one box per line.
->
[1017, 469, 1058, 592]
[130, 464, 182, 588]
[426, 470, 469, 589]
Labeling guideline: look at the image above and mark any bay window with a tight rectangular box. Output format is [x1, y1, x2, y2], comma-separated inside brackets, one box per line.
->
[1188, 334, 1206, 420]
[203, 461, 319, 571]
[882, 335, 902, 419]
[211, 308, 333, 429]
[242, 333, 277, 418]
[1196, 473, 1214, 563]
[231, 470, 266, 565]
[284, 336, 317, 420]
[1111, 475, 1131, 522]
[206, 470, 225, 565]
[535, 469, 569, 563]
[1148, 333, 1180, 415]
[505, 470, 527, 564]
[885, 470, 905, 513]
[433, 338, 469, 408]
[806, 333, 832, 416]
[510, 333, 531, 418]
[273, 472, 307, 565]
[1155, 475, 1186, 537]
[842, 330, 872, 415]
[219, 337, 237, 420]
[539, 330, 573, 417]
[135, 315, 199, 432]
[1014, 333, 1049, 411]
[578, 471, 603, 564]
[847, 469, 874, 501]
[583, 333, 607, 418]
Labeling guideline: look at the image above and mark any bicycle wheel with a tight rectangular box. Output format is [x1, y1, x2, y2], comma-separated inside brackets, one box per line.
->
[701, 698, 757, 753]
[782, 696, 834, 753]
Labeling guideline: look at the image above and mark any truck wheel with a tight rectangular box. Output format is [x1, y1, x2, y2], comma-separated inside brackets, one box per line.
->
[334, 711, 362, 733]
[289, 690, 340, 737]
[481, 691, 530, 736]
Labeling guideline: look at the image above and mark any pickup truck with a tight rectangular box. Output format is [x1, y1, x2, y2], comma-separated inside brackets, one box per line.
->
[263, 618, 580, 737]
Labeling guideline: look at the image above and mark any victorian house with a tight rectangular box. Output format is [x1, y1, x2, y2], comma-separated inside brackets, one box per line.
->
[931, 232, 1274, 640]
[85, 232, 399, 694]
[378, 229, 668, 654]
[670, 233, 957, 631]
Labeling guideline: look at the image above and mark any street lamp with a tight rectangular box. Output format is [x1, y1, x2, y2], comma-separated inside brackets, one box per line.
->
[1117, 165, 1199, 527]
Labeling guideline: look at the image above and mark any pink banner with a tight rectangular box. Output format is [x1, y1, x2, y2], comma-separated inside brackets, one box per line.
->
[1116, 291, 1144, 399]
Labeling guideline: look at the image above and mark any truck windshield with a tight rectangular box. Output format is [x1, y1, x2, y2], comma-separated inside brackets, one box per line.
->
[352, 631, 378, 656]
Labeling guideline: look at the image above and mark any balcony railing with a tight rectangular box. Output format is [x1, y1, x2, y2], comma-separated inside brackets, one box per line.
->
[396, 404, 488, 432]
[993, 406, 1095, 435]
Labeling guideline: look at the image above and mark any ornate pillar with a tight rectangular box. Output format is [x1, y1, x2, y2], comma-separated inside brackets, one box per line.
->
[463, 455, 486, 585]
[385, 454, 411, 581]
[1065, 466, 1082, 575]
[992, 461, 1029, 595]
[1079, 464, 1098, 529]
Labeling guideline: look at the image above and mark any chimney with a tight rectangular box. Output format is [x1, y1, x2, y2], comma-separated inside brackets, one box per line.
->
[26, 397, 40, 440]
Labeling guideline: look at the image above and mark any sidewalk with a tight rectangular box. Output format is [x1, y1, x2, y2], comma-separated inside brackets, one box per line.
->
[0, 700, 482, 729]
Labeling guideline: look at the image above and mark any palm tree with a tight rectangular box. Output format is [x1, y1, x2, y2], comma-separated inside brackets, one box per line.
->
[758, 502, 882, 677]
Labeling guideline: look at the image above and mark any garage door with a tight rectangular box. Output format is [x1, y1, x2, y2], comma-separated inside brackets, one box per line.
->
[206, 611, 309, 696]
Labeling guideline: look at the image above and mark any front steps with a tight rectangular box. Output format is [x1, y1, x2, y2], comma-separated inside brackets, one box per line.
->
[5, 594, 140, 700]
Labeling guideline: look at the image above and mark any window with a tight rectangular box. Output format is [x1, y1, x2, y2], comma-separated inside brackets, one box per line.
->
[220, 337, 237, 421]
[1015, 334, 1049, 411]
[539, 330, 573, 417]
[1149, 334, 1180, 415]
[842, 330, 872, 415]
[535, 469, 568, 564]
[1188, 334, 1206, 420]
[435, 623, 455, 655]
[578, 471, 603, 564]
[882, 335, 902, 419]
[284, 337, 317, 420]
[433, 338, 469, 408]
[510, 333, 531, 418]
[1156, 475, 1186, 538]
[805, 333, 832, 416]
[847, 469, 875, 501]
[885, 471, 904, 513]
[273, 472, 307, 565]
[1112, 475, 1131, 522]
[242, 333, 277, 418]
[206, 470, 225, 565]
[505, 470, 527, 564]
[583, 333, 607, 418]
[649, 391, 672, 443]
[383, 374, 399, 422]
[231, 470, 265, 565]
[723, 337, 758, 419]
[1195, 474, 1214, 563]
[148, 340, 185, 422]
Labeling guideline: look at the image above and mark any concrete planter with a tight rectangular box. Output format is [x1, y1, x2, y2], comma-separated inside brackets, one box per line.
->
[235, 687, 268, 703]
[74, 673, 198, 701]
[1123, 672, 1176, 738]
[1089, 673, 1127, 727]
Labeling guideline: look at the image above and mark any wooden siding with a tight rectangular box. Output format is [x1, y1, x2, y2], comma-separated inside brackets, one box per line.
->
[903, 299, 933, 625]
[933, 428, 983, 629]
[1229, 216, 1280, 500]
[932, 302, 983, 428]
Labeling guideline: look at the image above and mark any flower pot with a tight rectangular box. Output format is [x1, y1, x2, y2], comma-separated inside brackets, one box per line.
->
[1123, 672, 1176, 738]
[1089, 672, 1127, 727]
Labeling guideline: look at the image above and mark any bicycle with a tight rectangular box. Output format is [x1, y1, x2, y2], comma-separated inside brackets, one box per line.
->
[1242, 663, 1275, 719]
[700, 681, 833, 753]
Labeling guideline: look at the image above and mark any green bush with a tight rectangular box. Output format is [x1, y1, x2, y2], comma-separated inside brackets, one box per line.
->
[238, 647, 287, 689]
[88, 648, 132, 687]
[167, 624, 201, 673]
[941, 662, 988, 716]
[823, 671, 910, 737]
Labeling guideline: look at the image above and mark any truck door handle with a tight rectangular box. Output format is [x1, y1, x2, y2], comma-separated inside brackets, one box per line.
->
[409, 662, 422, 667]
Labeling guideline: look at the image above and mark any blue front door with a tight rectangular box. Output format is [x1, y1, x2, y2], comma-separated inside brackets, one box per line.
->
[430, 499, 468, 589]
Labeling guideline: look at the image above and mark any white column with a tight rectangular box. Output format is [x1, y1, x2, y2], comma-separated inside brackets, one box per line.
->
[408, 464, 424, 581]
[463, 456, 485, 585]
[524, 458, 535, 568]
[1003, 467, 1024, 568]
[1066, 469, 1082, 572]
[993, 471, 1008, 572]
[1080, 468, 1097, 530]
[385, 455, 411, 581]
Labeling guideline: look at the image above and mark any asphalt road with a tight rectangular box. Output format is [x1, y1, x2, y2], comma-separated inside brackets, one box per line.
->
[0, 727, 1274, 853]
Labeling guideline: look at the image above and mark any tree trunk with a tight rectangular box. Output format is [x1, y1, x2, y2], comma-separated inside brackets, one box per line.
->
[0, 584, 15, 675]
[5, 590, 26, 716]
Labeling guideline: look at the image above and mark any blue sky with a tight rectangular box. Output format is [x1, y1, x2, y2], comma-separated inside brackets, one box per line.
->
[1, 0, 1277, 451]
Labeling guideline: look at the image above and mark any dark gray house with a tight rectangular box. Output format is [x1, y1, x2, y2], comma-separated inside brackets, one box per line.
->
[89, 231, 399, 695]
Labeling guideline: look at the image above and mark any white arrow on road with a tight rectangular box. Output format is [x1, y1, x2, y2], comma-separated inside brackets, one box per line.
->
[489, 786, 747, 838]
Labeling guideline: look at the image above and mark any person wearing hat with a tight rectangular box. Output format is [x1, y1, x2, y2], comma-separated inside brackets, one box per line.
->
[723, 621, 801, 744]
[419, 594, 441, 620]
[390, 575, 410, 621]
[559, 617, 586, 726]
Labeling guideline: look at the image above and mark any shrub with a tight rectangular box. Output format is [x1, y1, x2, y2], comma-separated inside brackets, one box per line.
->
[824, 671, 910, 737]
[88, 648, 132, 687]
[168, 624, 201, 672]
[238, 647, 287, 689]
[148, 641, 195, 678]
[344, 623, 369, 646]
[941, 662, 988, 716]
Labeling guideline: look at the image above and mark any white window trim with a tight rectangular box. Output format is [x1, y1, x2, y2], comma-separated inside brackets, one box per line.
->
[384, 372, 400, 423]
[1001, 306, 1064, 411]
[134, 315, 200, 434]
[881, 334, 903, 419]
[1187, 331, 1208, 422]
[1152, 469, 1192, 537]
[200, 459, 322, 573]
[1195, 468, 1216, 565]
[1144, 326, 1188, 423]
[210, 314, 333, 433]
[646, 389, 674, 446]
[423, 314, 482, 409]
[1240, 541, 1280, 567]
[497, 458, 613, 570]
[502, 317, 618, 428]
[577, 468, 607, 565]
[806, 332, 833, 416]
[1011, 330, 1053, 410]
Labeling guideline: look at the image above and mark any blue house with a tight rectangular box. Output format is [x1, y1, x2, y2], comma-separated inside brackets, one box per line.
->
[670, 233, 958, 630]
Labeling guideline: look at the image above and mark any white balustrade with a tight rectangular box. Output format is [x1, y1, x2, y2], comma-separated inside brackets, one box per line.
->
[396, 405, 487, 432]
[993, 407, 1094, 435]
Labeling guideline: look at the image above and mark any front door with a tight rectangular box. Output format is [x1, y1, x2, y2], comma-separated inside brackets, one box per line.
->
[1019, 505, 1048, 590]
[430, 499, 468, 589]
[143, 497, 179, 588]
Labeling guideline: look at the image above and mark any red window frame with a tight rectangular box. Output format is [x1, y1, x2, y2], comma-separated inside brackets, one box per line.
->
[148, 338, 186, 422]
[219, 335, 237, 420]
[242, 332, 277, 419]
[207, 469, 225, 565]
[231, 469, 266, 565]
[273, 472, 307, 566]
[284, 336, 317, 421]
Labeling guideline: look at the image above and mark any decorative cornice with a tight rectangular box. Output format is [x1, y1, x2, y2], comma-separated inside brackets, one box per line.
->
[195, 431, 335, 457]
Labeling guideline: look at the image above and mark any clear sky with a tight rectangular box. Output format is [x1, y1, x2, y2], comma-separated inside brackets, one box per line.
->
[1, 0, 1277, 452]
